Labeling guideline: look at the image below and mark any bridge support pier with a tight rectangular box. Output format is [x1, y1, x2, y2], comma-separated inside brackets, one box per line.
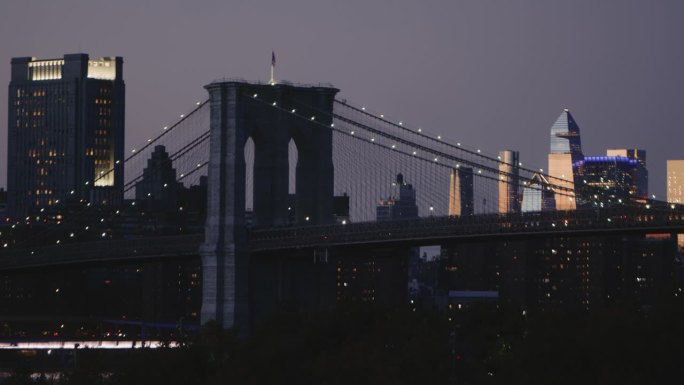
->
[200, 246, 249, 331]
[200, 81, 338, 330]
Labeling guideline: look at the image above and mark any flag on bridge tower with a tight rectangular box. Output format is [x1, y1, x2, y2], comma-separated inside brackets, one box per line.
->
[269, 51, 276, 85]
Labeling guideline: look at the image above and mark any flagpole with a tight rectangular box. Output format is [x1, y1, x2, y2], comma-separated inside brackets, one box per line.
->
[269, 51, 276, 85]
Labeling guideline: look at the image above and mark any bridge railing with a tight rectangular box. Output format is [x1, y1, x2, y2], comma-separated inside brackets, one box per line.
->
[0, 234, 202, 271]
[4, 206, 684, 269]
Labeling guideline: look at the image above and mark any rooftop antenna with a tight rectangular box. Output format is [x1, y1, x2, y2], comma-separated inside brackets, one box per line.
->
[269, 51, 276, 85]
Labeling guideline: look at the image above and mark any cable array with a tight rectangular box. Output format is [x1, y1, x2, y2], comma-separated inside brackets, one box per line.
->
[3, 87, 658, 253]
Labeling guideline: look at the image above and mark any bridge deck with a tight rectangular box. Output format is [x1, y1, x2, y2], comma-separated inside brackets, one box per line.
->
[248, 207, 684, 251]
[2, 207, 684, 271]
[0, 234, 202, 271]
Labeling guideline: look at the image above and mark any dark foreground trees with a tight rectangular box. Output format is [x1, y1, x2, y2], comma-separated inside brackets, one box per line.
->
[3, 300, 684, 384]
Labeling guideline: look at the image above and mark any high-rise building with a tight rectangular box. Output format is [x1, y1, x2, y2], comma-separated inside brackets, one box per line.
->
[135, 145, 180, 212]
[547, 109, 583, 210]
[376, 174, 418, 221]
[0, 188, 6, 217]
[448, 167, 474, 216]
[521, 173, 556, 212]
[667, 160, 684, 204]
[333, 193, 350, 224]
[666, 160, 684, 249]
[574, 156, 639, 205]
[574, 150, 648, 206]
[438, 233, 682, 313]
[7, 54, 125, 218]
[606, 149, 648, 198]
[498, 150, 520, 214]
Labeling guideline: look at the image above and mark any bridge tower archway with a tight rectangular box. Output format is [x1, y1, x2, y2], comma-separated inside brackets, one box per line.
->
[244, 136, 255, 212]
[200, 81, 339, 330]
[287, 138, 298, 217]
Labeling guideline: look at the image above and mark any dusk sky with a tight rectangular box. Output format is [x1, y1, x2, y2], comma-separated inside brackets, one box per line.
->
[2, 0, 684, 198]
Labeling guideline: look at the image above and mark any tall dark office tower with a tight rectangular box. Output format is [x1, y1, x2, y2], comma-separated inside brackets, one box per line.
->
[135, 145, 179, 212]
[376, 174, 419, 221]
[7, 54, 125, 218]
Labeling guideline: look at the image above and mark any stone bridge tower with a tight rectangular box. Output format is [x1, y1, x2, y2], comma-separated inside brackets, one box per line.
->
[200, 81, 339, 330]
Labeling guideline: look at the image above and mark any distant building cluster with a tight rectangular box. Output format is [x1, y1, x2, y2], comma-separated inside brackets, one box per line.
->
[433, 231, 681, 314]
[495, 109, 653, 215]
[373, 108, 677, 222]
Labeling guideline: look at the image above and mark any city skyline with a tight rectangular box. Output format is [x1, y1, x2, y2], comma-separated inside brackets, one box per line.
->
[2, 1, 684, 200]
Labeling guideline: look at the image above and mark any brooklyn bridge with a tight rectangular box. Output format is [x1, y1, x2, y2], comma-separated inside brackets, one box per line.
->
[2, 80, 683, 334]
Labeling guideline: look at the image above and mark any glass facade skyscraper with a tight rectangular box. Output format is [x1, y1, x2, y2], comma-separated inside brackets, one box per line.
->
[574, 156, 642, 205]
[547, 109, 583, 210]
[7, 54, 125, 218]
[573, 149, 648, 206]
[605, 149, 648, 199]
[549, 109, 583, 161]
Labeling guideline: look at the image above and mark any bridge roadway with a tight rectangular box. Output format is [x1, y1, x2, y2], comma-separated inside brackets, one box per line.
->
[2, 206, 684, 271]
[0, 234, 203, 271]
[249, 206, 684, 250]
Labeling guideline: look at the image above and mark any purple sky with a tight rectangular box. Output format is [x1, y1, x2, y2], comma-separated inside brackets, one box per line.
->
[2, 0, 684, 198]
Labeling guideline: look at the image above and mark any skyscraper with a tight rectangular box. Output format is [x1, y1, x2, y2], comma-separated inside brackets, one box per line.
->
[606, 149, 648, 198]
[135, 145, 179, 212]
[498, 150, 520, 214]
[448, 167, 474, 216]
[574, 156, 642, 205]
[376, 174, 419, 221]
[547, 109, 583, 210]
[521, 173, 556, 212]
[571, 149, 648, 207]
[667, 160, 684, 249]
[7, 54, 125, 218]
[667, 160, 684, 204]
